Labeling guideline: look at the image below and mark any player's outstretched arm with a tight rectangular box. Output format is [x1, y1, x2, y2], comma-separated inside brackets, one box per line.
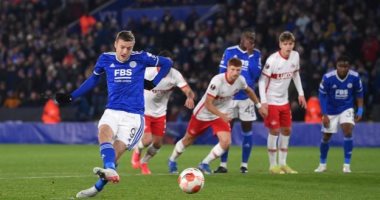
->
[205, 95, 230, 123]
[181, 86, 195, 109]
[151, 56, 173, 86]
[54, 74, 101, 105]
[244, 87, 267, 118]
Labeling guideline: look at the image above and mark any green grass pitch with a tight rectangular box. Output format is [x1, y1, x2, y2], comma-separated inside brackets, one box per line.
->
[0, 145, 379, 200]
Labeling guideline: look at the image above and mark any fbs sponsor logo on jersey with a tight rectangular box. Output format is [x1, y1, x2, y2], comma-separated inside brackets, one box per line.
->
[335, 89, 348, 99]
[114, 68, 133, 83]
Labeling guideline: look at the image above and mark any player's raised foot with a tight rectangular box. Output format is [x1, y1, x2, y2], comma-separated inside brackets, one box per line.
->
[198, 163, 212, 175]
[269, 166, 285, 174]
[343, 164, 351, 173]
[240, 166, 248, 174]
[76, 186, 98, 198]
[131, 149, 141, 169]
[168, 160, 178, 174]
[140, 163, 151, 175]
[93, 167, 120, 183]
[280, 165, 298, 174]
[213, 166, 228, 173]
[314, 164, 327, 173]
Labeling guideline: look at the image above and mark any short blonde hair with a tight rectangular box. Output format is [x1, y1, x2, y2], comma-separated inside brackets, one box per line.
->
[279, 31, 295, 42]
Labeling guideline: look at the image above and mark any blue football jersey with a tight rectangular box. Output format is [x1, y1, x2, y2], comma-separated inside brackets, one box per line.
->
[319, 70, 364, 115]
[219, 45, 261, 100]
[93, 51, 160, 114]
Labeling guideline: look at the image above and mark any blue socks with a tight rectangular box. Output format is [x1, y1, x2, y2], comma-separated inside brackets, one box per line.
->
[320, 139, 329, 164]
[95, 179, 108, 191]
[343, 137, 353, 164]
[242, 131, 253, 163]
[100, 142, 116, 169]
[95, 143, 117, 192]
[220, 150, 229, 163]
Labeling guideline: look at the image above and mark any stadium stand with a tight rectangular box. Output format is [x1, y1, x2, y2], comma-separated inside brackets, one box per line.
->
[0, 0, 379, 122]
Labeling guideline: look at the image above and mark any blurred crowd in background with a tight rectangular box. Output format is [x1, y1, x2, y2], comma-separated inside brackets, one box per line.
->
[0, 0, 379, 122]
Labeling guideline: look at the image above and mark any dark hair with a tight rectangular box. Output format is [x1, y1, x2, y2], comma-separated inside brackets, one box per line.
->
[158, 50, 173, 59]
[228, 57, 242, 67]
[279, 31, 295, 42]
[116, 30, 135, 42]
[336, 55, 351, 64]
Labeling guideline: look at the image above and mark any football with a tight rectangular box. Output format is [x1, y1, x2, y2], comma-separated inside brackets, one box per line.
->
[178, 167, 205, 194]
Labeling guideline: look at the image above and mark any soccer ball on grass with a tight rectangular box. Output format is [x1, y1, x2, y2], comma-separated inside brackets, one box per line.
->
[178, 167, 205, 194]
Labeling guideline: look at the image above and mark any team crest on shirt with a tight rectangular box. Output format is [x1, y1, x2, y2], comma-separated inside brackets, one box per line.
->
[210, 84, 216, 90]
[129, 61, 137, 68]
[347, 83, 352, 88]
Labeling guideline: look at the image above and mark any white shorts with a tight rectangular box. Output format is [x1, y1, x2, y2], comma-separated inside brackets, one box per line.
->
[230, 99, 257, 121]
[98, 109, 144, 150]
[321, 108, 355, 133]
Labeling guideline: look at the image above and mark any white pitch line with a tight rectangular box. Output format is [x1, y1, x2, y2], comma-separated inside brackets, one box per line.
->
[0, 173, 176, 180]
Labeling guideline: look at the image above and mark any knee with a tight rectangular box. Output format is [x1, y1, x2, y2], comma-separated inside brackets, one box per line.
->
[152, 141, 162, 149]
[219, 139, 231, 149]
[241, 121, 252, 132]
[281, 128, 291, 136]
[322, 134, 332, 142]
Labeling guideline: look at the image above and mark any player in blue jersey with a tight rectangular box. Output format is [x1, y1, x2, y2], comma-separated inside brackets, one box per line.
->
[214, 29, 262, 174]
[315, 55, 364, 173]
[54, 30, 172, 198]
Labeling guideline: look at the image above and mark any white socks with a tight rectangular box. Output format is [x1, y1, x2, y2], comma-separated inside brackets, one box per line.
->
[202, 143, 225, 164]
[267, 134, 278, 168]
[169, 139, 185, 161]
[278, 134, 289, 166]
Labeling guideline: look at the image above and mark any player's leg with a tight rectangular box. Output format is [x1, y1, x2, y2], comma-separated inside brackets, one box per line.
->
[239, 99, 256, 173]
[340, 108, 355, 173]
[315, 114, 338, 173]
[277, 104, 297, 174]
[168, 132, 197, 173]
[140, 116, 166, 174]
[215, 104, 237, 173]
[278, 126, 298, 174]
[200, 118, 231, 174]
[76, 110, 120, 198]
[240, 120, 254, 173]
[132, 116, 153, 169]
[265, 105, 283, 174]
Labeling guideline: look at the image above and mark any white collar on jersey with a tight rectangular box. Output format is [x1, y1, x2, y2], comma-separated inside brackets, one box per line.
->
[334, 70, 349, 82]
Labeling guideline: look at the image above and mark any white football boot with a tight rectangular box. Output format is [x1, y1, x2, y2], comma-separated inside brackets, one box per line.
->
[343, 164, 351, 173]
[93, 167, 120, 183]
[314, 163, 327, 173]
[76, 186, 98, 198]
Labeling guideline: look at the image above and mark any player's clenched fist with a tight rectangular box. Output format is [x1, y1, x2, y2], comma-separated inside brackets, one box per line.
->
[54, 93, 72, 105]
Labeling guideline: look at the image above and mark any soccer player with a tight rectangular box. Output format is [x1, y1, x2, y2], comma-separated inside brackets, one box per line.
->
[258, 31, 306, 174]
[314, 55, 364, 173]
[215, 29, 262, 174]
[54, 31, 172, 198]
[131, 51, 195, 175]
[168, 57, 267, 175]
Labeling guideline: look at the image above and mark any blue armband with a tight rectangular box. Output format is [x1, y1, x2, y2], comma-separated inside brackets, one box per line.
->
[356, 107, 363, 117]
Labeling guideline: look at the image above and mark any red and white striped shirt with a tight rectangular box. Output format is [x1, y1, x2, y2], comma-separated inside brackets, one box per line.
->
[259, 50, 304, 105]
[193, 73, 247, 121]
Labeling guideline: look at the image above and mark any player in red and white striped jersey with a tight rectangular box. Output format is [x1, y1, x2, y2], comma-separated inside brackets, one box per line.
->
[258, 31, 307, 174]
[168, 57, 267, 174]
[131, 51, 195, 175]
